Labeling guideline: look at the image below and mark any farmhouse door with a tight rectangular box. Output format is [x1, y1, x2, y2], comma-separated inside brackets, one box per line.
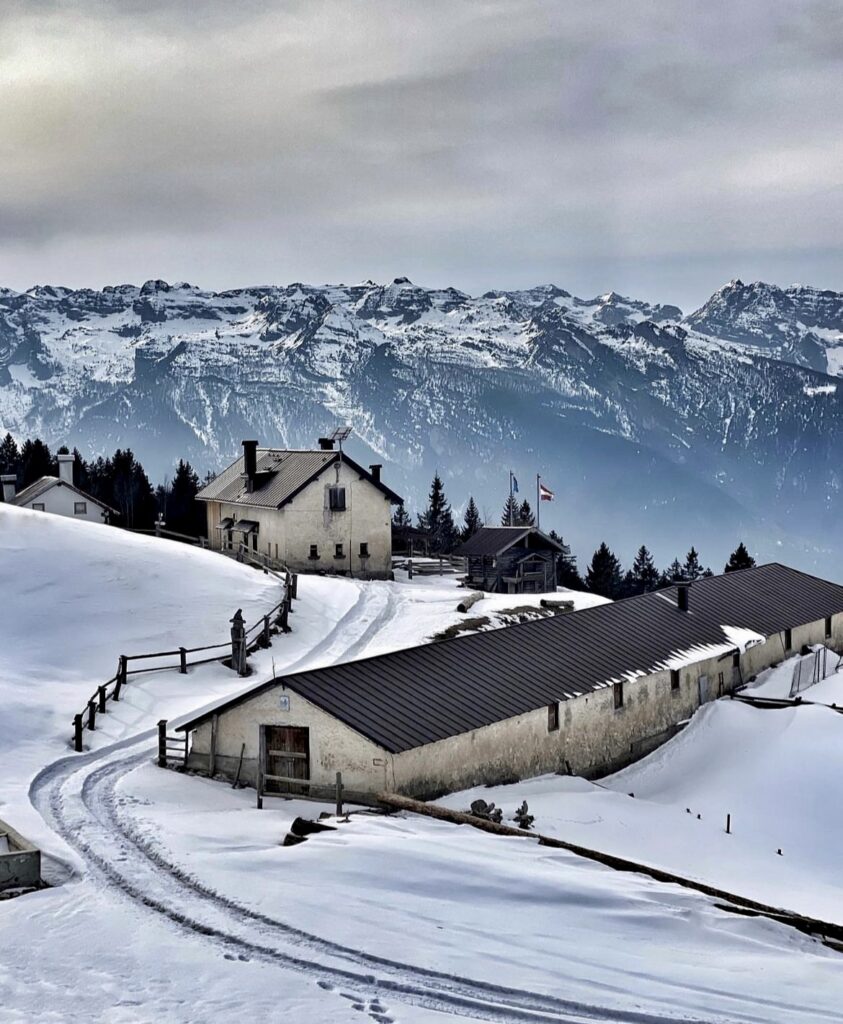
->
[264, 725, 310, 796]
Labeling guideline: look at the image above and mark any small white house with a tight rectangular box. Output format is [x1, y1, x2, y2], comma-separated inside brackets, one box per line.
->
[197, 439, 403, 579]
[2, 455, 116, 524]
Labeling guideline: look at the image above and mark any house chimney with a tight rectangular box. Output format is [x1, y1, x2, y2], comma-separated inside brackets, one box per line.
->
[369, 464, 382, 482]
[1, 475, 16, 502]
[677, 583, 690, 612]
[242, 440, 258, 492]
[318, 437, 335, 451]
[57, 453, 74, 485]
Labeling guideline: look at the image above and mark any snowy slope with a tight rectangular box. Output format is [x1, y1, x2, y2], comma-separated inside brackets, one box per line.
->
[3, 276, 843, 578]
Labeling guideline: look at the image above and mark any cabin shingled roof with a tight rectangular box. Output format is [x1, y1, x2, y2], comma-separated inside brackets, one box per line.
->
[177, 563, 843, 754]
[455, 526, 564, 557]
[195, 449, 402, 509]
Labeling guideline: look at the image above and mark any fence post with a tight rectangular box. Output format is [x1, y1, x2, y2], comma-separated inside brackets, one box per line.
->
[726, 813, 731, 835]
[157, 719, 168, 768]
[279, 597, 290, 633]
[230, 609, 248, 676]
[262, 615, 270, 648]
[291, 573, 298, 600]
[98, 684, 107, 714]
[87, 700, 97, 731]
[179, 647, 187, 674]
[336, 771, 343, 817]
[73, 714, 83, 752]
[113, 655, 127, 701]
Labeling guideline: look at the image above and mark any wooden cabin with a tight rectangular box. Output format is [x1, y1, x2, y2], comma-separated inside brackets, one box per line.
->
[455, 526, 562, 594]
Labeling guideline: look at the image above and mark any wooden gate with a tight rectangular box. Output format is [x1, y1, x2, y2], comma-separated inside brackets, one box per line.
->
[261, 725, 310, 796]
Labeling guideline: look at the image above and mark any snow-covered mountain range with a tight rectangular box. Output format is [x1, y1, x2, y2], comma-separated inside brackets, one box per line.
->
[2, 276, 842, 575]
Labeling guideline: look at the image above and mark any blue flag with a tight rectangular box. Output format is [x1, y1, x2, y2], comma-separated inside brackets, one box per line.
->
[512, 474, 519, 493]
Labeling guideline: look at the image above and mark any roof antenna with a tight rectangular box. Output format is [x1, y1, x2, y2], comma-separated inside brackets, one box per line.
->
[331, 426, 352, 481]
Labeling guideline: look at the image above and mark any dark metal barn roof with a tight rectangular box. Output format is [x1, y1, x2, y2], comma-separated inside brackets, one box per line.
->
[178, 563, 843, 754]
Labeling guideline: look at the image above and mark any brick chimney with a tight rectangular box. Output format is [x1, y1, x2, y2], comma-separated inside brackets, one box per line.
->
[1, 475, 16, 502]
[57, 453, 74, 485]
[369, 464, 382, 482]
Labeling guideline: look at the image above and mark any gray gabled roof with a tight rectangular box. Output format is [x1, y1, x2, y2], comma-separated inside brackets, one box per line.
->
[10, 476, 118, 515]
[178, 563, 843, 754]
[196, 449, 402, 509]
[455, 526, 563, 557]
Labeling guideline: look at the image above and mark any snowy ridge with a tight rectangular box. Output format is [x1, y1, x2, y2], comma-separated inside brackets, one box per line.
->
[2, 276, 843, 575]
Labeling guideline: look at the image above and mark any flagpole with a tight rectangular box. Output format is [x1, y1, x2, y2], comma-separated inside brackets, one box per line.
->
[536, 474, 540, 530]
[509, 470, 513, 525]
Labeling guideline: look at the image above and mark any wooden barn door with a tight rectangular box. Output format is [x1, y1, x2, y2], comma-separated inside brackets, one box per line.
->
[263, 725, 310, 795]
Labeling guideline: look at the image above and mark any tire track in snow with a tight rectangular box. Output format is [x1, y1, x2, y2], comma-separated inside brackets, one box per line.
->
[30, 744, 713, 1024]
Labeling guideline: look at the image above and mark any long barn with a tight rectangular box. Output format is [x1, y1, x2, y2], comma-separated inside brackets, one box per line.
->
[178, 564, 843, 803]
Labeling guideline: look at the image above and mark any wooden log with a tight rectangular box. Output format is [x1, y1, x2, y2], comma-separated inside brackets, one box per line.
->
[457, 591, 484, 613]
[157, 719, 167, 768]
[73, 714, 83, 752]
[539, 598, 575, 611]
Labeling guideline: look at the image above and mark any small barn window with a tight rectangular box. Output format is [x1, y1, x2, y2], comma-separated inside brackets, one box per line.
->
[547, 702, 559, 732]
[359, 542, 369, 558]
[32, 502, 45, 511]
[784, 628, 792, 651]
[335, 543, 344, 559]
[328, 486, 346, 511]
[74, 501, 87, 515]
[613, 682, 624, 710]
[670, 669, 680, 691]
[825, 616, 833, 639]
[308, 544, 319, 560]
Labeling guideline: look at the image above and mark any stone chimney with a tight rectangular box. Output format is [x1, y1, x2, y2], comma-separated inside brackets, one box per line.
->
[241, 440, 258, 493]
[369, 464, 382, 483]
[1, 475, 16, 502]
[57, 453, 74, 486]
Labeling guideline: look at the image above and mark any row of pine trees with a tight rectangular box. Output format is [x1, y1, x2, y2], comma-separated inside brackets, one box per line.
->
[394, 472, 757, 599]
[0, 434, 206, 535]
[2, 439, 757, 600]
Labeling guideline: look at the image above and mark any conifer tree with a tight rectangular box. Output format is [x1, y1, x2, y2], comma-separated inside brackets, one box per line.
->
[683, 546, 704, 581]
[462, 496, 482, 541]
[417, 473, 457, 553]
[501, 493, 519, 526]
[661, 558, 686, 586]
[518, 499, 535, 526]
[165, 459, 204, 536]
[725, 542, 756, 573]
[0, 432, 19, 479]
[392, 502, 412, 529]
[19, 438, 54, 487]
[628, 545, 660, 594]
[586, 542, 624, 599]
[548, 530, 582, 589]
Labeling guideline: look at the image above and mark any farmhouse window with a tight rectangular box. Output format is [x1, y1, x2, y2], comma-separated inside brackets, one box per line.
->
[613, 682, 624, 710]
[335, 543, 344, 559]
[670, 669, 680, 691]
[74, 501, 87, 515]
[308, 544, 319, 560]
[784, 628, 792, 651]
[32, 503, 45, 511]
[547, 702, 559, 732]
[826, 617, 833, 639]
[359, 542, 369, 558]
[328, 486, 346, 511]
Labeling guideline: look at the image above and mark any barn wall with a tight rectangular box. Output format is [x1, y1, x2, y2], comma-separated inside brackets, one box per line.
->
[203, 460, 393, 578]
[186, 687, 388, 800]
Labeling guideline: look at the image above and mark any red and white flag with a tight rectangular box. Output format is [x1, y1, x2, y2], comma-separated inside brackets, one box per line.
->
[539, 481, 555, 502]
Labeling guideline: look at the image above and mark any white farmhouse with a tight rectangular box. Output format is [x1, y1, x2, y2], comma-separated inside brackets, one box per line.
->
[197, 439, 403, 579]
[2, 454, 116, 524]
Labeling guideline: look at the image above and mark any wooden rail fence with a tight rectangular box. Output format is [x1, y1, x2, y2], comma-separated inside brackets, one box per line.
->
[71, 573, 297, 752]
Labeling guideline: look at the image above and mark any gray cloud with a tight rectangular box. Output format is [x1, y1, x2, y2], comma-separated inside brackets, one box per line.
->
[0, 0, 840, 309]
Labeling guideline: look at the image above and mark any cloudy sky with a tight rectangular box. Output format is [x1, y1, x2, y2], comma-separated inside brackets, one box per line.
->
[1, 0, 840, 310]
